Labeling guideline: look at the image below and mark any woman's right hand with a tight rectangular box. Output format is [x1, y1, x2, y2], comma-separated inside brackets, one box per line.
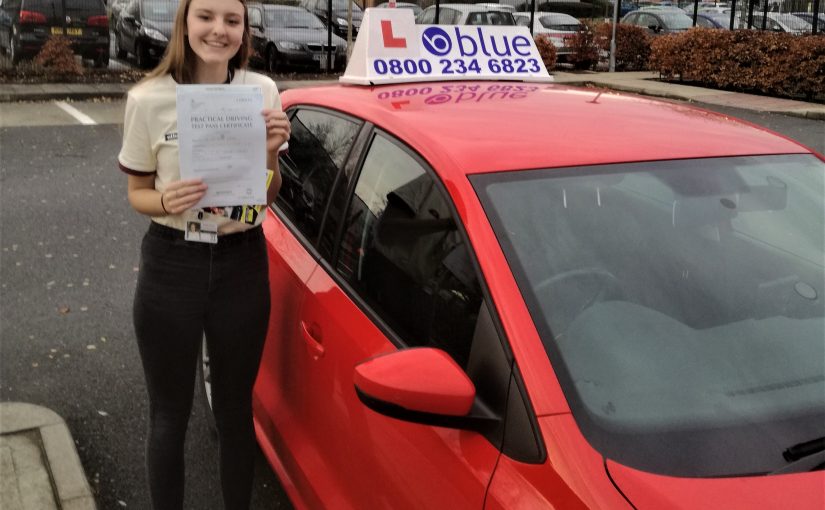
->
[161, 179, 207, 215]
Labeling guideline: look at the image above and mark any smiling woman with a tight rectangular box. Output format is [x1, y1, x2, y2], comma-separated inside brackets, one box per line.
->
[117, 0, 291, 508]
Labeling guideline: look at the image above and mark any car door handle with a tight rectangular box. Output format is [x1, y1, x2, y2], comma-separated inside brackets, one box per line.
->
[300, 320, 325, 360]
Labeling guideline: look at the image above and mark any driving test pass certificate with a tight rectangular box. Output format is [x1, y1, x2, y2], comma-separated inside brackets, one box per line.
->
[176, 84, 267, 208]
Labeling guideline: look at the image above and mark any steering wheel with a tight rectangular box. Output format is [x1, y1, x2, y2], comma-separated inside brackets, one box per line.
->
[534, 268, 622, 336]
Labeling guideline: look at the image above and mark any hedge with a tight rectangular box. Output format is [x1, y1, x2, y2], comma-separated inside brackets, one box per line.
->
[650, 29, 825, 100]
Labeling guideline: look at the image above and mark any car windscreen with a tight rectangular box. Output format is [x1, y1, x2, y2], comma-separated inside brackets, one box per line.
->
[466, 11, 516, 25]
[472, 155, 825, 477]
[141, 0, 177, 22]
[539, 14, 580, 30]
[267, 9, 325, 29]
[659, 11, 694, 28]
[331, 0, 363, 12]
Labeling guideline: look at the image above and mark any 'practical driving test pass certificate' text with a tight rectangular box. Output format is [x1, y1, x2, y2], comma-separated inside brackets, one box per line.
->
[176, 84, 266, 208]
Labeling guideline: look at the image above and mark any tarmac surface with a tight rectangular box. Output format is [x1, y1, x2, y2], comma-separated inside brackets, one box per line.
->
[0, 70, 822, 510]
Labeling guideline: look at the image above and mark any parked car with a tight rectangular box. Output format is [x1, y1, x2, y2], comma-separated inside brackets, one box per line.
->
[115, 0, 177, 68]
[621, 7, 694, 33]
[198, 47, 825, 510]
[790, 11, 825, 28]
[247, 3, 346, 73]
[107, 0, 129, 31]
[513, 12, 581, 62]
[694, 11, 730, 27]
[375, 1, 423, 16]
[299, 0, 362, 38]
[750, 12, 812, 33]
[0, 0, 109, 66]
[416, 3, 516, 25]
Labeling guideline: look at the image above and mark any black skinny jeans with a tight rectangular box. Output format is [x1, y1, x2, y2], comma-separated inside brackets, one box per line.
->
[133, 222, 270, 510]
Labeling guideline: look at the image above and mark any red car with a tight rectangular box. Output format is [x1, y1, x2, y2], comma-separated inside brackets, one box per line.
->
[201, 81, 825, 509]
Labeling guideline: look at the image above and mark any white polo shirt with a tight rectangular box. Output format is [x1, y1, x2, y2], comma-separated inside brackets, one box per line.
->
[118, 69, 283, 234]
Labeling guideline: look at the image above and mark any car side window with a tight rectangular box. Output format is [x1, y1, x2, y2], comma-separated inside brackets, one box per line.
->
[276, 109, 361, 245]
[248, 6, 261, 27]
[336, 133, 483, 367]
[125, 0, 138, 18]
[695, 16, 713, 28]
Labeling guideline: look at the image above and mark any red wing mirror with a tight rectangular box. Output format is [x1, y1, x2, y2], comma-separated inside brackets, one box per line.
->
[354, 347, 475, 417]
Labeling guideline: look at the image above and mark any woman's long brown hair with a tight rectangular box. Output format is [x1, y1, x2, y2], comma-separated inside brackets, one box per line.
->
[142, 0, 251, 84]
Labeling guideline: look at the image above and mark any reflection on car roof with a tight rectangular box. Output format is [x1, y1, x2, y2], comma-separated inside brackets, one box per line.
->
[283, 81, 806, 175]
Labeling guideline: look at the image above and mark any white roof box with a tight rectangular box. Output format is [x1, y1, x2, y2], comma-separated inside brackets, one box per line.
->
[340, 7, 554, 85]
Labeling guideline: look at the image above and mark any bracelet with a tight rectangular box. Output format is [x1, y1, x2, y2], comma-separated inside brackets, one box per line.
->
[160, 192, 169, 215]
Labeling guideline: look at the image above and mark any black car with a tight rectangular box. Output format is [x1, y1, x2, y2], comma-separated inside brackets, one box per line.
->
[0, 0, 109, 66]
[298, 0, 362, 38]
[621, 7, 694, 34]
[115, 0, 177, 68]
[248, 3, 346, 72]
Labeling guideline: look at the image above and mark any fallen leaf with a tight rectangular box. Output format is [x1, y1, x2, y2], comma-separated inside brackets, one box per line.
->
[58, 306, 70, 315]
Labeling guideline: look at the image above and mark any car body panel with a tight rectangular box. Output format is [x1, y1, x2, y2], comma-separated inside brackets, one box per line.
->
[486, 414, 634, 509]
[608, 461, 825, 510]
[251, 79, 822, 510]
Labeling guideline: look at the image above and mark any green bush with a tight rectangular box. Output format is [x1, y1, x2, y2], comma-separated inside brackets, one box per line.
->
[650, 29, 825, 100]
[534, 34, 558, 71]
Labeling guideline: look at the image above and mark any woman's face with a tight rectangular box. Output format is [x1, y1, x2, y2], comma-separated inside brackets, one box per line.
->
[186, 0, 245, 70]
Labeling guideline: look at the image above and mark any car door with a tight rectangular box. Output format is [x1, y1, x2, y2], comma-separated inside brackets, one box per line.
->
[253, 107, 365, 506]
[118, 0, 139, 52]
[278, 126, 514, 508]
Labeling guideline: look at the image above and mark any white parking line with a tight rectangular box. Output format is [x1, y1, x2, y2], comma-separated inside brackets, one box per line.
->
[54, 101, 97, 125]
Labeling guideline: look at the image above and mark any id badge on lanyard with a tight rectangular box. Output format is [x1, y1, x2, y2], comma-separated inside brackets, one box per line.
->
[185, 220, 218, 244]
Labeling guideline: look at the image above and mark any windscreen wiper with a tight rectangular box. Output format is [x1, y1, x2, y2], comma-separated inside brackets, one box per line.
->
[771, 437, 825, 475]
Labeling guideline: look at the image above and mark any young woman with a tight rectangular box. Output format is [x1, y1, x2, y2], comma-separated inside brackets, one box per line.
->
[117, 0, 289, 507]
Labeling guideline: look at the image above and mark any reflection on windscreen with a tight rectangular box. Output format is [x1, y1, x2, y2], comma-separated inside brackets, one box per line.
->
[268, 10, 325, 29]
[473, 155, 825, 477]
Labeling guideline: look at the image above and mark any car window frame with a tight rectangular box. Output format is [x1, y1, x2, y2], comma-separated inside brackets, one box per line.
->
[270, 105, 367, 260]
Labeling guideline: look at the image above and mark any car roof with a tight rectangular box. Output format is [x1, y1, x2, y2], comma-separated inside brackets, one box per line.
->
[281, 81, 809, 177]
[427, 3, 514, 12]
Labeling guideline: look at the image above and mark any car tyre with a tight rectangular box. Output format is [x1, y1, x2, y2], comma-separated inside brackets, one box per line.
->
[94, 53, 109, 68]
[115, 35, 127, 59]
[10, 25, 21, 65]
[266, 45, 279, 73]
[198, 335, 218, 438]
[136, 41, 151, 69]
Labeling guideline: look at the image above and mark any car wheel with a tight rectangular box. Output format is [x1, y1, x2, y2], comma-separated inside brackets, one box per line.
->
[136, 41, 151, 69]
[9, 25, 21, 65]
[198, 335, 217, 437]
[115, 35, 127, 59]
[266, 45, 279, 73]
[94, 53, 109, 68]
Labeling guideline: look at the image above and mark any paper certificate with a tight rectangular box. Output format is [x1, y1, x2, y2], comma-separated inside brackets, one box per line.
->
[176, 84, 266, 208]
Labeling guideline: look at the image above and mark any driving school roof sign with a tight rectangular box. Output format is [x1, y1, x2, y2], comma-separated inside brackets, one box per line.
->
[340, 8, 553, 85]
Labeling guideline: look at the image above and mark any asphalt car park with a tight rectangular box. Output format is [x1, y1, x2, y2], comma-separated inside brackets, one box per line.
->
[192, 8, 825, 510]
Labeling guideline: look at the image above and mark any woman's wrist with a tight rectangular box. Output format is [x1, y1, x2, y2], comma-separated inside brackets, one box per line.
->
[160, 191, 169, 215]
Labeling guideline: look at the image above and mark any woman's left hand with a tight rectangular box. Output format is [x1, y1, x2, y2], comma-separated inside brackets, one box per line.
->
[262, 108, 290, 154]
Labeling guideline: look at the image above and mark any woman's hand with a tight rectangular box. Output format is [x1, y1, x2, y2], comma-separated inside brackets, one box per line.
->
[262, 108, 290, 154]
[161, 179, 207, 215]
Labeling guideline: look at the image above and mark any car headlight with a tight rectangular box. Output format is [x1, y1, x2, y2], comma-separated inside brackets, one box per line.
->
[142, 27, 167, 41]
[277, 41, 302, 51]
[336, 17, 348, 26]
